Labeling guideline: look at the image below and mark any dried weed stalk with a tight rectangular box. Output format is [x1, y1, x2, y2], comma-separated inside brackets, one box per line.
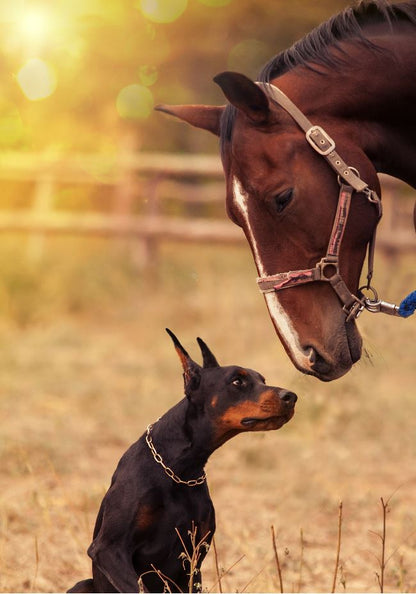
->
[297, 528, 305, 592]
[212, 536, 223, 593]
[138, 522, 210, 593]
[331, 501, 343, 593]
[271, 524, 284, 593]
[175, 523, 211, 593]
[208, 553, 245, 593]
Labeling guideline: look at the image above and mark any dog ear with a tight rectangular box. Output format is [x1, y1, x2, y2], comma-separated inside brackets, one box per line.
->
[213, 71, 271, 125]
[155, 104, 224, 136]
[197, 337, 220, 368]
[166, 329, 202, 396]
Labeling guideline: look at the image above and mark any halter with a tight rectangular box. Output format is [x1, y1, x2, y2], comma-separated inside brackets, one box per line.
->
[255, 82, 403, 320]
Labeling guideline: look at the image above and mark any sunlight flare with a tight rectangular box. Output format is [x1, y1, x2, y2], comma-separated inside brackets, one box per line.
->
[19, 8, 50, 40]
[138, 0, 187, 23]
[116, 84, 154, 119]
[17, 58, 57, 101]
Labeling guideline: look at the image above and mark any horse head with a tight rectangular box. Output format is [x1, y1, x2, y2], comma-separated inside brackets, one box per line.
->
[156, 71, 382, 381]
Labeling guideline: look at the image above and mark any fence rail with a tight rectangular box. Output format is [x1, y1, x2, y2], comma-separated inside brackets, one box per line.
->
[0, 151, 413, 266]
[0, 211, 241, 242]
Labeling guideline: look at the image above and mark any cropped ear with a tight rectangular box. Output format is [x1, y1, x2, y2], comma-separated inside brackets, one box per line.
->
[213, 71, 271, 124]
[166, 329, 202, 397]
[155, 104, 223, 136]
[197, 337, 220, 368]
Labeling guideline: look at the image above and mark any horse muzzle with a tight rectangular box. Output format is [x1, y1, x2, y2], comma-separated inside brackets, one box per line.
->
[263, 289, 363, 381]
[303, 323, 363, 381]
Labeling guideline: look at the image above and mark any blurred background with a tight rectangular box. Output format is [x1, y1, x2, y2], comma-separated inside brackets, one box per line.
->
[0, 0, 415, 592]
[0, 0, 351, 154]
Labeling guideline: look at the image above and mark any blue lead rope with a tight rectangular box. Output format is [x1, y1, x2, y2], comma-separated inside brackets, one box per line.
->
[398, 290, 416, 318]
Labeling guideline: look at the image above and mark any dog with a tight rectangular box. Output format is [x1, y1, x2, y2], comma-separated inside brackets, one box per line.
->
[68, 329, 297, 592]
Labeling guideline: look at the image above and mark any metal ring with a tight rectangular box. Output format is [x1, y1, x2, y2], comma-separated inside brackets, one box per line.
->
[337, 166, 360, 187]
[358, 284, 378, 303]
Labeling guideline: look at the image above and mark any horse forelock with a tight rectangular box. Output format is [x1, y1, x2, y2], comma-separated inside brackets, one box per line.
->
[219, 0, 416, 154]
[219, 104, 236, 159]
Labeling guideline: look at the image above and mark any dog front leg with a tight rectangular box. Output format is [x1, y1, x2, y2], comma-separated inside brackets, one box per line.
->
[67, 578, 95, 592]
[91, 550, 140, 593]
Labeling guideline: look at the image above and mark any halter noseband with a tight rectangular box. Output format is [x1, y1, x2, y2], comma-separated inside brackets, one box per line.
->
[255, 82, 402, 320]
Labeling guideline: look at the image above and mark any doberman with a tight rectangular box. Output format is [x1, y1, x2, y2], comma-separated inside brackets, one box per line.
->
[68, 329, 297, 593]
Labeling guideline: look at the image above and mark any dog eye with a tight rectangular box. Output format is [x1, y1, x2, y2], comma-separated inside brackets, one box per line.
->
[232, 377, 244, 387]
[274, 188, 293, 213]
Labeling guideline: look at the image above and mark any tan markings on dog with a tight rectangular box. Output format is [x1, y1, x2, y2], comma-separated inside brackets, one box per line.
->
[175, 346, 187, 367]
[211, 395, 218, 407]
[137, 504, 158, 532]
[218, 400, 265, 428]
[174, 347, 194, 385]
[258, 389, 283, 413]
[217, 390, 284, 430]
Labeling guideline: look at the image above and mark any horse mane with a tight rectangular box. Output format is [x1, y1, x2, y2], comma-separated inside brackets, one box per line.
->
[259, 0, 416, 81]
[220, 0, 416, 147]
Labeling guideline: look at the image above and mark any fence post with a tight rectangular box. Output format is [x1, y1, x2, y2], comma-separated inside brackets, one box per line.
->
[133, 173, 161, 271]
[114, 133, 161, 271]
[27, 170, 55, 261]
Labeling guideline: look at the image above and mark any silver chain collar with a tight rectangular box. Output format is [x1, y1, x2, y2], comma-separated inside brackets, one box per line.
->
[145, 419, 207, 487]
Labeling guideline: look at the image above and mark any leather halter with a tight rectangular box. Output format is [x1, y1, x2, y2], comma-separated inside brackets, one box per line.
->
[255, 82, 386, 321]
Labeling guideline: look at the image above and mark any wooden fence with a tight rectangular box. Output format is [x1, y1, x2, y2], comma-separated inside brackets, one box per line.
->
[0, 151, 413, 266]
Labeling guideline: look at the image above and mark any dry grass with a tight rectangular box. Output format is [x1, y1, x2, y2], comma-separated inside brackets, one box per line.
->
[0, 239, 415, 592]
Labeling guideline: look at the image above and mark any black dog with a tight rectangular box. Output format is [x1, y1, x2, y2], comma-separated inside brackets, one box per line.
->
[68, 330, 297, 593]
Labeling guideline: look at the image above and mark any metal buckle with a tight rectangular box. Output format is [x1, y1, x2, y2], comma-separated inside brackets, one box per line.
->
[336, 166, 360, 188]
[317, 257, 339, 280]
[363, 187, 383, 218]
[306, 126, 336, 156]
[344, 299, 365, 321]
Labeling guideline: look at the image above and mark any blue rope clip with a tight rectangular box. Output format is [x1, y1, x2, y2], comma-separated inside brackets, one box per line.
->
[398, 290, 416, 318]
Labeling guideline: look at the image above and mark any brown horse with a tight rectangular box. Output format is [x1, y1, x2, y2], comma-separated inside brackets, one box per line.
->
[156, 1, 416, 381]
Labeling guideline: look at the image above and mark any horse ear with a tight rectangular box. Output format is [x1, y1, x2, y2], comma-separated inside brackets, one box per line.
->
[213, 71, 270, 124]
[166, 329, 202, 397]
[197, 337, 220, 368]
[155, 104, 223, 136]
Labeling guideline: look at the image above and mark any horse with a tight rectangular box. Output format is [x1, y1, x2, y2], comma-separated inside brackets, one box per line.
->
[156, 0, 416, 381]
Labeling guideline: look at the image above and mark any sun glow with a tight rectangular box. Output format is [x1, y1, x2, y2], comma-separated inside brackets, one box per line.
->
[17, 58, 57, 101]
[138, 0, 187, 23]
[0, 0, 24, 22]
[20, 9, 49, 37]
[198, 0, 231, 5]
[116, 84, 154, 119]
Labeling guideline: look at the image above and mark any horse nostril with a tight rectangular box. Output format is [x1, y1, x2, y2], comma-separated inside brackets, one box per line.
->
[280, 390, 297, 405]
[306, 346, 332, 375]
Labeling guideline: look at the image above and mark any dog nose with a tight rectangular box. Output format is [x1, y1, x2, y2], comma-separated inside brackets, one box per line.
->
[279, 390, 297, 405]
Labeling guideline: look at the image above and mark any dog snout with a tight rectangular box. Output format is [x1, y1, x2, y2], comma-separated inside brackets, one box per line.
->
[279, 390, 297, 405]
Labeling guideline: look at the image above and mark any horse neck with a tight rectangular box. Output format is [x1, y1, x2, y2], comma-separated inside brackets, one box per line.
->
[277, 28, 416, 187]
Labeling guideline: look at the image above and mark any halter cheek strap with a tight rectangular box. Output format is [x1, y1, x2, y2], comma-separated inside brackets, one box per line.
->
[257, 184, 365, 320]
[254, 82, 408, 320]
[256, 82, 372, 195]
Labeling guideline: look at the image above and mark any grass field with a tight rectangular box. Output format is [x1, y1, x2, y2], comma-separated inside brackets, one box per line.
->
[0, 238, 415, 592]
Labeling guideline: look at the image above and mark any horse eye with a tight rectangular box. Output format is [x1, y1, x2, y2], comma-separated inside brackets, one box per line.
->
[274, 189, 293, 213]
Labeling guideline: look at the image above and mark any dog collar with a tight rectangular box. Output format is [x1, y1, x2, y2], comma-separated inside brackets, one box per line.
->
[145, 419, 207, 487]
